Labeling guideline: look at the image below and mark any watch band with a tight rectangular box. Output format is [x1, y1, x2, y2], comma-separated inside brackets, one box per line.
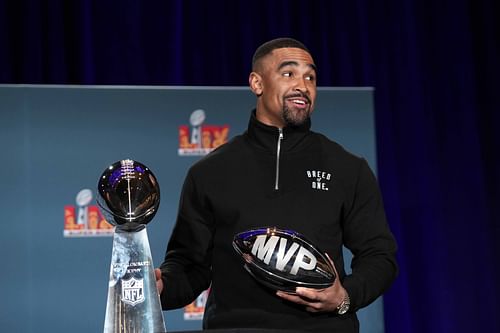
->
[336, 292, 351, 315]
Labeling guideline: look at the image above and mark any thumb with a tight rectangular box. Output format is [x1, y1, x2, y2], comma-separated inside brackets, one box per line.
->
[155, 268, 162, 280]
[155, 268, 164, 294]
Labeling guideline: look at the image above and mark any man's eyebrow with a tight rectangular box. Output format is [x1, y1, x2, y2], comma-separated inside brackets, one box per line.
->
[278, 61, 317, 72]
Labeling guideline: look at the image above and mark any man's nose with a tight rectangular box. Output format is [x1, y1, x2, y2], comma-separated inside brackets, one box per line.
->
[294, 78, 308, 93]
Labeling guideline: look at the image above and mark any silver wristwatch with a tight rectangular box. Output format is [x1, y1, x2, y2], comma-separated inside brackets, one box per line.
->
[336, 292, 351, 315]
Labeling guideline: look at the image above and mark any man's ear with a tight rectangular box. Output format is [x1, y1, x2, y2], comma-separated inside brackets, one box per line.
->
[249, 72, 263, 96]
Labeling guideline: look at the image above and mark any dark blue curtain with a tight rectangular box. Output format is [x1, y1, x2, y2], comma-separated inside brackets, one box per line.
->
[1, 1, 498, 332]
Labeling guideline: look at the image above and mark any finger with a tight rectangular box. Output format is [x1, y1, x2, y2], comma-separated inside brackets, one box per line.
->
[155, 268, 164, 293]
[305, 305, 323, 313]
[156, 279, 163, 294]
[276, 291, 300, 302]
[276, 291, 313, 306]
[295, 287, 324, 301]
[277, 291, 329, 313]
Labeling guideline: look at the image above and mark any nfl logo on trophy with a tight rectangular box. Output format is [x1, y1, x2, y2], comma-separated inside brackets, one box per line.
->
[121, 277, 145, 306]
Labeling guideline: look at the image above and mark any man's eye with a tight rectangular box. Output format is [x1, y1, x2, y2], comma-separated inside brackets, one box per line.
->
[305, 75, 315, 81]
[282, 72, 292, 77]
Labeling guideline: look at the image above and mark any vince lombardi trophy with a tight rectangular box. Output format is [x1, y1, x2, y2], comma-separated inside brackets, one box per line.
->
[97, 159, 166, 333]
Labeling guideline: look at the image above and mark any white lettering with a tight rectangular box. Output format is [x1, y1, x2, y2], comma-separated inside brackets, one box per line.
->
[252, 235, 279, 264]
[129, 261, 150, 267]
[306, 170, 332, 181]
[290, 247, 317, 275]
[124, 288, 142, 301]
[311, 181, 329, 191]
[275, 238, 300, 271]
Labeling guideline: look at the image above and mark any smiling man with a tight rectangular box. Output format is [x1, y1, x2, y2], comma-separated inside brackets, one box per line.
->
[157, 38, 398, 332]
[250, 44, 317, 128]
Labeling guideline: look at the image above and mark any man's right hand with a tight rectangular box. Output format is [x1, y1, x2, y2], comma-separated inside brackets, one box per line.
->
[155, 268, 164, 294]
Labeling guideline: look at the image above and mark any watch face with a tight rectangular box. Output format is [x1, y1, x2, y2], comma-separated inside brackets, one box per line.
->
[337, 291, 351, 315]
[337, 295, 350, 315]
[338, 304, 349, 315]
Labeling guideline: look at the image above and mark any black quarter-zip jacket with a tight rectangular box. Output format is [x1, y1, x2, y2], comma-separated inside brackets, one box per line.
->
[160, 110, 398, 332]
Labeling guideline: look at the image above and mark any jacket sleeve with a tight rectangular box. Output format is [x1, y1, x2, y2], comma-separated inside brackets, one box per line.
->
[159, 170, 213, 309]
[341, 158, 398, 311]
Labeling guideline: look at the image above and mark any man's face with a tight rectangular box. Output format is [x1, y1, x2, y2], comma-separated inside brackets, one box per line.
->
[250, 47, 317, 128]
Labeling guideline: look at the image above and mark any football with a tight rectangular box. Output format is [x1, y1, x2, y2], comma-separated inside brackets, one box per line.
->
[232, 227, 336, 293]
[96, 159, 160, 230]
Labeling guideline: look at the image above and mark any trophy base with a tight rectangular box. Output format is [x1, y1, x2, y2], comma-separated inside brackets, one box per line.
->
[103, 227, 166, 333]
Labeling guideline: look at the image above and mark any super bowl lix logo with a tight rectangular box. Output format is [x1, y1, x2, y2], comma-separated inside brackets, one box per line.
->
[64, 189, 113, 237]
[184, 289, 210, 320]
[121, 277, 145, 306]
[178, 109, 229, 156]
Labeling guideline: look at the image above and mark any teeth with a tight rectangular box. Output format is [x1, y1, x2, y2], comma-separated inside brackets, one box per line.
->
[292, 99, 306, 105]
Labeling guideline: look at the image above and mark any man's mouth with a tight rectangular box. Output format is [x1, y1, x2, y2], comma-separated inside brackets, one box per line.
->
[285, 94, 310, 107]
[290, 98, 307, 106]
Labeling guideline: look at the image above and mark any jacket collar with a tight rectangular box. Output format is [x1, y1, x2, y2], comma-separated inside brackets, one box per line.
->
[245, 109, 312, 152]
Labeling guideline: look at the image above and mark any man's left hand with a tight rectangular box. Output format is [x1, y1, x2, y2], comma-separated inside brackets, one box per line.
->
[275, 254, 347, 313]
[276, 284, 347, 313]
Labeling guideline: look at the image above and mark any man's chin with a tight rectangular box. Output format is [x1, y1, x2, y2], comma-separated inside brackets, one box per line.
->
[283, 107, 311, 127]
[284, 114, 311, 127]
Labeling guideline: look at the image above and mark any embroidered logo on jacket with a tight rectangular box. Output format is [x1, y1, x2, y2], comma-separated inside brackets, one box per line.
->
[306, 170, 332, 191]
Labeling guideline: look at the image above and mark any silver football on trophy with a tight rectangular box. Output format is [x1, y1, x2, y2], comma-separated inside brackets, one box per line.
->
[97, 159, 160, 231]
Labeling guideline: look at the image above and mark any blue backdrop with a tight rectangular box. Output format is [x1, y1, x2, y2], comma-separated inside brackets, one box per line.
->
[0, 85, 380, 332]
[0, 1, 498, 332]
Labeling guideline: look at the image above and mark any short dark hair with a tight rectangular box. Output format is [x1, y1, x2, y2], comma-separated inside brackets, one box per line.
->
[252, 38, 311, 70]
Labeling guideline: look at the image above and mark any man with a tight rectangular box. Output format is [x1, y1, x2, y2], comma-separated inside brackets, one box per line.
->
[155, 38, 398, 332]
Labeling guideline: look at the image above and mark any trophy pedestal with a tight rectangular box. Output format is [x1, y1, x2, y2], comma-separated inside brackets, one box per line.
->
[103, 226, 166, 333]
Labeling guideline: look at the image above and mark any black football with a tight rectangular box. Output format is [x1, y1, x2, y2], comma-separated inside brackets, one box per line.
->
[232, 227, 336, 292]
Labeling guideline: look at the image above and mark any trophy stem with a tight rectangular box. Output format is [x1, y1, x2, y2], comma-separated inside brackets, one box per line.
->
[103, 227, 166, 333]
